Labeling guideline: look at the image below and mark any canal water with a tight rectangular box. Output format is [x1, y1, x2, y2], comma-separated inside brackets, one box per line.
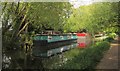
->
[2, 42, 92, 69]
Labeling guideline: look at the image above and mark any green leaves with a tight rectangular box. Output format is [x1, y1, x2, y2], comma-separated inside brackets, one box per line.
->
[63, 2, 118, 34]
[27, 2, 71, 32]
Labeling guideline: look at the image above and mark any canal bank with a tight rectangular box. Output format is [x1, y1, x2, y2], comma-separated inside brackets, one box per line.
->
[56, 41, 110, 70]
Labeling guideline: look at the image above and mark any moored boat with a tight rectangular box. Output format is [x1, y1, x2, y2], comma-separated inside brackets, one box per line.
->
[33, 34, 77, 50]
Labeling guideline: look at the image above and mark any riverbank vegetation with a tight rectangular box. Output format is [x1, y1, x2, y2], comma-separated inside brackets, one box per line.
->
[57, 41, 110, 70]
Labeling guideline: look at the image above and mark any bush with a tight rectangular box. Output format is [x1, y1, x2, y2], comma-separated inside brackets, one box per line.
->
[104, 37, 114, 42]
[104, 33, 116, 42]
[59, 41, 110, 70]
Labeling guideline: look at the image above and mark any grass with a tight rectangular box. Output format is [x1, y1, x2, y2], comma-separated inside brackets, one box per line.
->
[57, 41, 110, 70]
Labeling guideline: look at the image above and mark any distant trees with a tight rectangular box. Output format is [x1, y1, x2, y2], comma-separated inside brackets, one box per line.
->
[63, 2, 119, 36]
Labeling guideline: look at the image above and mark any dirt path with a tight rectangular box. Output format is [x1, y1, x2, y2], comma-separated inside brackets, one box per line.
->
[96, 37, 120, 70]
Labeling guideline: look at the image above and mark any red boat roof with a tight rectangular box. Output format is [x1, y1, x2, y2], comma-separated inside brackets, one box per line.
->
[77, 33, 86, 36]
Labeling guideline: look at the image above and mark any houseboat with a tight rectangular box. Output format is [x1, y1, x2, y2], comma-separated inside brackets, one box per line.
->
[32, 31, 78, 57]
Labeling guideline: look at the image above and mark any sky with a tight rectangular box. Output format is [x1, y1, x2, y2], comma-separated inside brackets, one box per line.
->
[70, 0, 94, 8]
[69, 0, 93, 8]
[69, 0, 120, 8]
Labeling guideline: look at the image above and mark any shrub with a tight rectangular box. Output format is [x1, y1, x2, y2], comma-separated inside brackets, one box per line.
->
[59, 41, 110, 70]
[104, 37, 114, 42]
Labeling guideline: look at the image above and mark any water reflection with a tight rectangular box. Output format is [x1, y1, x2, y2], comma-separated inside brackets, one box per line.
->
[2, 43, 78, 69]
[42, 53, 69, 69]
[3, 54, 11, 69]
[32, 43, 77, 57]
[2, 42, 92, 69]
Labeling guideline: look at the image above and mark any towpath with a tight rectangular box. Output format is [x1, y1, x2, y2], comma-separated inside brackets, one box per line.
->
[96, 36, 120, 70]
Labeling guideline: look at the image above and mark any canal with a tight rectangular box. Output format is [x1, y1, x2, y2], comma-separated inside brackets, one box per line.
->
[2, 41, 93, 69]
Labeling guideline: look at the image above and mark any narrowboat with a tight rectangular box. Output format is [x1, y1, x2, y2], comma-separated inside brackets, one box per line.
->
[33, 34, 77, 50]
[32, 31, 78, 57]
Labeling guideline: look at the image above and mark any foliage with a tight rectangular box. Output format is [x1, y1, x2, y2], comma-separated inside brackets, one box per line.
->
[103, 32, 116, 42]
[27, 2, 72, 33]
[1, 2, 71, 50]
[104, 37, 114, 42]
[1, 2, 31, 50]
[59, 41, 110, 70]
[63, 2, 118, 36]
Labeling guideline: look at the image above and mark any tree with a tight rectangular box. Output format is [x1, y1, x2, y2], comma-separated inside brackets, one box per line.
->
[1, 2, 72, 50]
[27, 2, 71, 33]
[63, 2, 119, 37]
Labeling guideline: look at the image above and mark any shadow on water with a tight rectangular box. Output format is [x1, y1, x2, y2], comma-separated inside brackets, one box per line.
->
[2, 49, 45, 69]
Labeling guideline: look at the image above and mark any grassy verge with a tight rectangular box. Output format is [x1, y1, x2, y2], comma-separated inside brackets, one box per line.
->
[58, 41, 110, 70]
